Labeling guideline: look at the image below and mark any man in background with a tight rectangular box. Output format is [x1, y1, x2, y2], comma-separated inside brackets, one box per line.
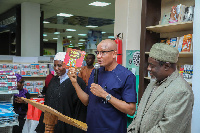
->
[68, 39, 137, 133]
[127, 43, 194, 133]
[78, 54, 95, 86]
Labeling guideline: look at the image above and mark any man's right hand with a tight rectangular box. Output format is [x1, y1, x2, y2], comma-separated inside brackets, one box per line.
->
[68, 68, 77, 84]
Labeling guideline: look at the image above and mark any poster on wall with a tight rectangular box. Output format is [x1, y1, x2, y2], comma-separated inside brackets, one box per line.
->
[86, 30, 102, 50]
[126, 50, 140, 119]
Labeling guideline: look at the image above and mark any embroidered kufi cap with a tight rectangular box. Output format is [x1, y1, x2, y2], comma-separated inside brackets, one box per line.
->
[54, 52, 66, 61]
[149, 43, 179, 63]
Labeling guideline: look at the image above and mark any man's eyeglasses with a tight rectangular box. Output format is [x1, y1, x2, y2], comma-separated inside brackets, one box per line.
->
[94, 50, 114, 56]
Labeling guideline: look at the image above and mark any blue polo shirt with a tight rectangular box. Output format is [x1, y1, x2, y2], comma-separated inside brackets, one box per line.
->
[85, 64, 137, 133]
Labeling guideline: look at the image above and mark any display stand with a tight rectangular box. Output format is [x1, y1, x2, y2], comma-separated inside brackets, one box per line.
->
[21, 97, 87, 133]
[0, 91, 19, 133]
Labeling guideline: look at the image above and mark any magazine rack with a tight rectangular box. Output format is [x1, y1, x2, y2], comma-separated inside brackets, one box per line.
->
[21, 97, 87, 133]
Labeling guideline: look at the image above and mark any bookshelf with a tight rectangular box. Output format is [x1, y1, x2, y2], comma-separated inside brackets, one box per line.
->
[146, 21, 193, 33]
[145, 52, 193, 57]
[139, 0, 194, 102]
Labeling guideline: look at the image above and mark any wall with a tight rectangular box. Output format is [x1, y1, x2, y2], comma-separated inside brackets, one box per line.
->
[21, 2, 40, 57]
[114, 0, 142, 66]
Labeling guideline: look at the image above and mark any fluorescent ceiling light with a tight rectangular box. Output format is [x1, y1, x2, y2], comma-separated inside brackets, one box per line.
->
[79, 45, 83, 46]
[70, 44, 73, 45]
[66, 29, 76, 31]
[86, 25, 98, 28]
[79, 39, 86, 41]
[67, 36, 72, 38]
[69, 46, 74, 47]
[43, 39, 48, 41]
[43, 34, 47, 36]
[54, 32, 60, 34]
[108, 36, 114, 39]
[78, 43, 83, 44]
[101, 32, 106, 34]
[57, 13, 73, 17]
[78, 34, 87, 36]
[53, 38, 58, 39]
[89, 1, 111, 7]
[43, 21, 50, 23]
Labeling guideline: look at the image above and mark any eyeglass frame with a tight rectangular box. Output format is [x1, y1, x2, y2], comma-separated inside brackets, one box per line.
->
[94, 50, 114, 56]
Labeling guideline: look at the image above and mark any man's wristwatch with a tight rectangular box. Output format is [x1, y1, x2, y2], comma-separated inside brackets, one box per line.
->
[106, 94, 111, 102]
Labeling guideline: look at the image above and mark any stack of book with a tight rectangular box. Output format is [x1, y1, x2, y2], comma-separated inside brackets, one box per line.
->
[0, 70, 17, 91]
[161, 4, 194, 25]
[0, 64, 48, 77]
[0, 102, 18, 125]
[24, 81, 43, 93]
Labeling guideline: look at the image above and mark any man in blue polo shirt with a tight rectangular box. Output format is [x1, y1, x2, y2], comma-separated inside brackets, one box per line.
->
[68, 39, 137, 133]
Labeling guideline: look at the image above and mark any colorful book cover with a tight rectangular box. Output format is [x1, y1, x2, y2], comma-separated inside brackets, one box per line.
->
[178, 4, 186, 22]
[179, 65, 184, 77]
[182, 34, 192, 52]
[183, 64, 193, 83]
[21, 64, 31, 76]
[169, 6, 178, 23]
[34, 81, 43, 86]
[166, 39, 170, 45]
[177, 36, 184, 52]
[24, 81, 34, 86]
[161, 12, 170, 25]
[183, 6, 194, 22]
[34, 85, 43, 93]
[64, 48, 86, 68]
[170, 37, 177, 47]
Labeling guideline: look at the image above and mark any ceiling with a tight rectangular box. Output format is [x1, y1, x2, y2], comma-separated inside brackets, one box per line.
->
[0, 0, 115, 47]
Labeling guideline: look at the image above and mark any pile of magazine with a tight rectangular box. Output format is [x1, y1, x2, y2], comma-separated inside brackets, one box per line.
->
[0, 70, 17, 91]
[0, 102, 18, 125]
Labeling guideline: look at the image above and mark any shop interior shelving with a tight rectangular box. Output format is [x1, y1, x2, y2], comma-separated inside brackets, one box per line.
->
[139, 0, 194, 102]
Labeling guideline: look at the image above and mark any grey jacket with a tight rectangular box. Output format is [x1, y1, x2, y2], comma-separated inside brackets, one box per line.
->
[128, 70, 194, 133]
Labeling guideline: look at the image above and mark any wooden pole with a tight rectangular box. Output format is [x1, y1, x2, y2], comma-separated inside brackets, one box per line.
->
[43, 111, 58, 133]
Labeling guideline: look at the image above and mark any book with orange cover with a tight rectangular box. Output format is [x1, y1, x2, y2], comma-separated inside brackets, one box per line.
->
[182, 34, 192, 52]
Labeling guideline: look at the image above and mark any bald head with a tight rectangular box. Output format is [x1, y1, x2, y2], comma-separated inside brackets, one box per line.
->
[98, 39, 117, 51]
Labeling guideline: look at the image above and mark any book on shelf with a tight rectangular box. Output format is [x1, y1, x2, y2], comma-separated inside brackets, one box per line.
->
[170, 37, 177, 47]
[158, 34, 193, 53]
[179, 64, 193, 83]
[169, 6, 178, 24]
[34, 85, 43, 93]
[160, 12, 170, 25]
[21, 64, 31, 76]
[182, 34, 192, 52]
[24, 81, 44, 93]
[177, 4, 188, 22]
[161, 4, 194, 24]
[182, 6, 194, 22]
[177, 36, 184, 52]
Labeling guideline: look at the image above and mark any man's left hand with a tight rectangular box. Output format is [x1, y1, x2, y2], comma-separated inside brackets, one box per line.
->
[15, 97, 25, 103]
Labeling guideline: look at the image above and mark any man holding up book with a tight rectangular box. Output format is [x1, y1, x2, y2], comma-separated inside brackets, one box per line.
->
[68, 39, 137, 133]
